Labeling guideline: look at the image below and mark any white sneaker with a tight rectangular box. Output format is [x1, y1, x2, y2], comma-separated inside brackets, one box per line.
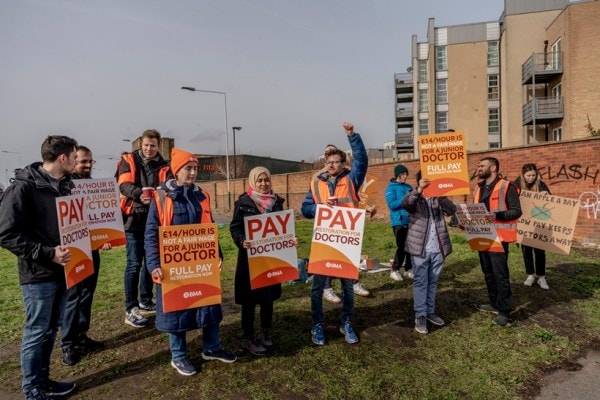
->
[390, 271, 403, 281]
[323, 288, 341, 304]
[403, 270, 414, 279]
[524, 275, 535, 286]
[537, 276, 549, 290]
[353, 282, 370, 297]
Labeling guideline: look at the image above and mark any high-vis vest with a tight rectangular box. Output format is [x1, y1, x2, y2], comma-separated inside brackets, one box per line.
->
[311, 174, 359, 208]
[154, 189, 212, 226]
[117, 153, 170, 215]
[474, 179, 519, 243]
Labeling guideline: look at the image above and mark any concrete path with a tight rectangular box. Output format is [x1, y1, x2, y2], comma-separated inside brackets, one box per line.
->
[534, 350, 600, 399]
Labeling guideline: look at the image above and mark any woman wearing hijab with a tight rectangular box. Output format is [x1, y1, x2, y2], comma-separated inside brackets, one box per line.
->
[145, 147, 237, 376]
[230, 167, 290, 356]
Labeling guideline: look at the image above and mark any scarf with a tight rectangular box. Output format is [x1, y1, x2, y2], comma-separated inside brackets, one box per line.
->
[247, 187, 276, 214]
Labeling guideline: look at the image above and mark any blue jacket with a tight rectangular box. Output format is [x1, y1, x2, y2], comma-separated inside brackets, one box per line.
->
[301, 132, 368, 218]
[145, 179, 223, 333]
[384, 179, 412, 227]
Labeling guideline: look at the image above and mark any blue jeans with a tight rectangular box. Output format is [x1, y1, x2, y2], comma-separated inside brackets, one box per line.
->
[311, 274, 354, 325]
[124, 231, 154, 311]
[21, 281, 66, 393]
[324, 276, 359, 289]
[168, 323, 221, 360]
[62, 250, 101, 349]
[412, 252, 444, 318]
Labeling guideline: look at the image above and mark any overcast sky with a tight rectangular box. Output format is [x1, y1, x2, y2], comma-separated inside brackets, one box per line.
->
[0, 0, 504, 184]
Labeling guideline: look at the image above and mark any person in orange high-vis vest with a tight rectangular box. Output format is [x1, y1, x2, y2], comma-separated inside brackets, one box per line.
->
[144, 147, 237, 376]
[301, 122, 368, 346]
[117, 129, 172, 329]
[473, 157, 522, 327]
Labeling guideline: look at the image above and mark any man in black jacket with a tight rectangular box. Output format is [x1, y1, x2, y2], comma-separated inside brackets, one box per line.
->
[0, 135, 78, 400]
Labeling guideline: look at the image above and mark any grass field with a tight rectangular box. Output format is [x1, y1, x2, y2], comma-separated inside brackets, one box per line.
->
[0, 220, 598, 399]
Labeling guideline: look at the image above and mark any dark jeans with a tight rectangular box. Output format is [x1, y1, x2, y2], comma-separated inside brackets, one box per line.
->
[124, 231, 154, 312]
[62, 250, 101, 349]
[522, 245, 546, 276]
[21, 281, 66, 393]
[479, 242, 512, 316]
[392, 225, 412, 271]
[311, 274, 354, 325]
[241, 302, 273, 338]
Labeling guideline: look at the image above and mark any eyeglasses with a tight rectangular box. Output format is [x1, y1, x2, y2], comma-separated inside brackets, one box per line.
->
[77, 160, 96, 165]
[325, 160, 343, 165]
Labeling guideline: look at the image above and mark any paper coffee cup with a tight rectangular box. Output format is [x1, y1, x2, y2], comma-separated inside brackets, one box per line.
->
[142, 187, 154, 198]
[328, 196, 338, 206]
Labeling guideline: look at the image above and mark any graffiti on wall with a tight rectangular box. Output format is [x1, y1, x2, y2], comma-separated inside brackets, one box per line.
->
[578, 189, 600, 220]
[538, 164, 599, 185]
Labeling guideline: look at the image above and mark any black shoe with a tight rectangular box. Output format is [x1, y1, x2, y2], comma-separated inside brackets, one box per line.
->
[25, 387, 49, 400]
[62, 347, 80, 366]
[77, 336, 104, 352]
[44, 380, 76, 396]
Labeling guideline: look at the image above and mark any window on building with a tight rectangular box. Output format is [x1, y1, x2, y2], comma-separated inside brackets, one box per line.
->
[488, 75, 499, 100]
[552, 127, 562, 141]
[418, 60, 427, 82]
[488, 108, 500, 135]
[436, 79, 447, 104]
[419, 119, 428, 134]
[487, 40, 499, 67]
[435, 46, 447, 71]
[436, 111, 448, 132]
[418, 89, 428, 112]
[552, 83, 561, 99]
[489, 142, 500, 149]
[551, 39, 561, 69]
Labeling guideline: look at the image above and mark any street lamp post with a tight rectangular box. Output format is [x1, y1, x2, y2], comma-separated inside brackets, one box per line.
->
[232, 126, 242, 178]
[181, 86, 232, 209]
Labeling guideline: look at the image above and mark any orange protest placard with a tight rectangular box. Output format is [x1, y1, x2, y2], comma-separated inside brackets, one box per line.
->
[158, 223, 221, 312]
[357, 174, 377, 210]
[308, 205, 365, 280]
[419, 131, 470, 197]
[56, 194, 94, 288]
[455, 203, 504, 253]
[72, 178, 126, 249]
[245, 209, 299, 289]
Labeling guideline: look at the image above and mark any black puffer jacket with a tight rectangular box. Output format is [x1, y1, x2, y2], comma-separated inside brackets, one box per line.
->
[401, 190, 457, 258]
[230, 193, 285, 305]
[0, 163, 73, 284]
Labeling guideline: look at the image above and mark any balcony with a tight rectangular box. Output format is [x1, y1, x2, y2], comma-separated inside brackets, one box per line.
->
[395, 131, 414, 151]
[396, 104, 414, 121]
[522, 97, 563, 125]
[395, 72, 413, 93]
[522, 52, 562, 85]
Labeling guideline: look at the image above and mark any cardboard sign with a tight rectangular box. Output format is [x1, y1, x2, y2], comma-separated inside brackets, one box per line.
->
[56, 194, 94, 288]
[244, 209, 298, 289]
[357, 174, 377, 210]
[158, 223, 221, 312]
[455, 203, 504, 252]
[419, 131, 470, 197]
[72, 178, 126, 249]
[308, 205, 365, 279]
[517, 190, 579, 255]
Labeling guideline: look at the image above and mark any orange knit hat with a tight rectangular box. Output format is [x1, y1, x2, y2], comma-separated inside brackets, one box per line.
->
[170, 147, 198, 175]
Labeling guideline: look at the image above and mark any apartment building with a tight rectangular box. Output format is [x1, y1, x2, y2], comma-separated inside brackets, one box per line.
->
[395, 0, 600, 157]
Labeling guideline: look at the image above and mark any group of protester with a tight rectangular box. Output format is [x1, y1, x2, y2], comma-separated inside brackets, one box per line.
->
[0, 124, 552, 399]
[385, 157, 550, 334]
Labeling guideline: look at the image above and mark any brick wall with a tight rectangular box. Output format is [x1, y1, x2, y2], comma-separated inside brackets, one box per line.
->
[203, 137, 600, 247]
